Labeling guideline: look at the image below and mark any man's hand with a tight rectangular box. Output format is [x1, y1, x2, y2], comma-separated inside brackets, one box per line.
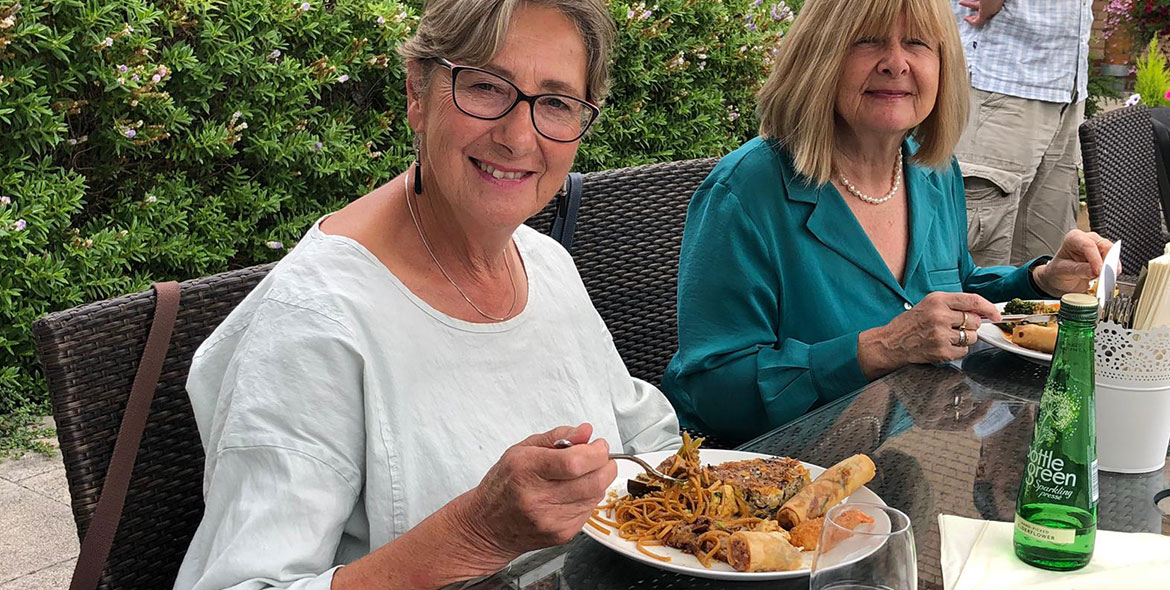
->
[959, 0, 1005, 26]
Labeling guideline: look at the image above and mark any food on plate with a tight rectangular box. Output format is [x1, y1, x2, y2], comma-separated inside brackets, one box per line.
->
[589, 434, 877, 572]
[1011, 323, 1058, 354]
[705, 456, 811, 518]
[1003, 298, 1060, 316]
[995, 299, 1063, 354]
[777, 454, 876, 529]
[787, 509, 876, 551]
[727, 531, 803, 572]
[787, 517, 825, 550]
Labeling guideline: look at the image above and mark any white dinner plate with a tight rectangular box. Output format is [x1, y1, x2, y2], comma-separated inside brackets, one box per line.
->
[582, 449, 887, 581]
[976, 300, 1061, 364]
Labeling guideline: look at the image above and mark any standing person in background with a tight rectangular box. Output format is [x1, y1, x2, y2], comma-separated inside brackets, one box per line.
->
[952, 0, 1093, 266]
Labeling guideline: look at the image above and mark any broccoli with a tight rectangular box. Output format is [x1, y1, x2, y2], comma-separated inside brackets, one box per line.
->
[1003, 298, 1036, 315]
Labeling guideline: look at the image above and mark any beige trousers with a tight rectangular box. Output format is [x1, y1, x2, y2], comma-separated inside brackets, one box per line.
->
[956, 88, 1084, 267]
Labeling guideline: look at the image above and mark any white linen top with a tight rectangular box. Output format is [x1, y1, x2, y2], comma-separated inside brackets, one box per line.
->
[173, 220, 681, 590]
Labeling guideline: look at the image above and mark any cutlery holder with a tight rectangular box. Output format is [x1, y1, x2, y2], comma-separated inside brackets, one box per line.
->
[1094, 321, 1170, 473]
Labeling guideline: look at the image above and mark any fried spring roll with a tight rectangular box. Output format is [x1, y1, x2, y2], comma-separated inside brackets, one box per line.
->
[727, 531, 803, 572]
[788, 509, 876, 551]
[1011, 324, 1058, 354]
[777, 454, 876, 529]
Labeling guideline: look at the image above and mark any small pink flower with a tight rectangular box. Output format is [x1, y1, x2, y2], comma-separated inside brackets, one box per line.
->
[117, 64, 128, 72]
[13, 219, 26, 231]
[0, 196, 9, 205]
[337, 74, 349, 83]
[1164, 89, 1170, 100]
[376, 16, 386, 25]
[124, 129, 137, 138]
[151, 74, 161, 83]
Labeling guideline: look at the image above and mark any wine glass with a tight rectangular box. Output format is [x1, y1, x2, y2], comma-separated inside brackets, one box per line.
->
[809, 503, 916, 590]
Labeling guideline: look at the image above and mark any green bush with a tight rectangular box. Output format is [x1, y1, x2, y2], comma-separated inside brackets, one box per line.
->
[1135, 36, 1170, 107]
[0, 0, 797, 452]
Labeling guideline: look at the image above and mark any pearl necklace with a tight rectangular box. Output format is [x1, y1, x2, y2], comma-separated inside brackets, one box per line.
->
[839, 150, 903, 205]
[404, 170, 517, 322]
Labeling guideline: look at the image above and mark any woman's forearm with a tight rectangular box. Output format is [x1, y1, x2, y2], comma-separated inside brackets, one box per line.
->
[331, 489, 514, 590]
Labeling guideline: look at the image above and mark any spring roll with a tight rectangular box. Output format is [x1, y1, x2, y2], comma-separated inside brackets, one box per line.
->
[1011, 323, 1058, 354]
[777, 454, 876, 529]
[727, 531, 803, 572]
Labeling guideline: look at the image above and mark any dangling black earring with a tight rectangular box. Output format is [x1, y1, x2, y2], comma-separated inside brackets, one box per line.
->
[412, 160, 423, 195]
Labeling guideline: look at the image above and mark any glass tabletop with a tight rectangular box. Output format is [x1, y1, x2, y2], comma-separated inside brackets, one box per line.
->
[468, 344, 1170, 589]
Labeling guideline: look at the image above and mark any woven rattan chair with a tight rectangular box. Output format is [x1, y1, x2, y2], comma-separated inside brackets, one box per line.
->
[33, 264, 275, 589]
[563, 158, 718, 386]
[1080, 104, 1170, 273]
[557, 159, 736, 447]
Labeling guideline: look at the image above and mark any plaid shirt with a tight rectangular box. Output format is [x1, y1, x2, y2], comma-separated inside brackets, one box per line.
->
[952, 0, 1092, 103]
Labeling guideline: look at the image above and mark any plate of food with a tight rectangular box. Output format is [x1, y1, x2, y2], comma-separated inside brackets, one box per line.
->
[582, 434, 886, 580]
[976, 299, 1061, 363]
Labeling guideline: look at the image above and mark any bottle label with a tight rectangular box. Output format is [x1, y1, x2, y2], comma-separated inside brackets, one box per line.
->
[1024, 447, 1079, 502]
[1016, 514, 1076, 545]
[1090, 460, 1099, 503]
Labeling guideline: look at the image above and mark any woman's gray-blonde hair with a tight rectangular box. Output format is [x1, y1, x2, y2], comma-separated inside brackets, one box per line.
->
[398, 0, 615, 105]
[756, 0, 969, 184]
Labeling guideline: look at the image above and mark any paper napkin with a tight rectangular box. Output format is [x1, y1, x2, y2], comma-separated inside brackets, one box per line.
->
[939, 514, 1170, 590]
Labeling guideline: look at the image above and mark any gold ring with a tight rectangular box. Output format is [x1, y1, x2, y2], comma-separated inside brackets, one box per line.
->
[961, 311, 968, 329]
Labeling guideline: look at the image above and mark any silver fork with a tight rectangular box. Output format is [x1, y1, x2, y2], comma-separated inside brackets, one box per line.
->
[983, 313, 1056, 325]
[552, 438, 685, 483]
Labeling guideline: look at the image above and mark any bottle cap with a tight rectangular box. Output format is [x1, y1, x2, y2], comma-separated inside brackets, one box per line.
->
[1060, 292, 1098, 323]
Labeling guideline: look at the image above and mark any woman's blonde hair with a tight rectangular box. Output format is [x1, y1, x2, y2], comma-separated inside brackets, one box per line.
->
[757, 0, 968, 184]
[398, 0, 615, 105]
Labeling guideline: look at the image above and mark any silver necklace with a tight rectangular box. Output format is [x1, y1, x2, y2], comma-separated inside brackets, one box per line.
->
[404, 171, 517, 321]
[839, 150, 903, 205]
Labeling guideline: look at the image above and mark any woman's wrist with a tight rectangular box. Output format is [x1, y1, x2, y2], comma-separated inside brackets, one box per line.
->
[1028, 257, 1058, 297]
[332, 489, 514, 589]
[857, 327, 898, 380]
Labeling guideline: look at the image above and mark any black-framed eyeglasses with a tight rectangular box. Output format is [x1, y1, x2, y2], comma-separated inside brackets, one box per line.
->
[431, 57, 600, 143]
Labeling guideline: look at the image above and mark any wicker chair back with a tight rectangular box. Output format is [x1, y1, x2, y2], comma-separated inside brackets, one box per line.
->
[1080, 104, 1170, 273]
[561, 158, 718, 387]
[33, 264, 275, 589]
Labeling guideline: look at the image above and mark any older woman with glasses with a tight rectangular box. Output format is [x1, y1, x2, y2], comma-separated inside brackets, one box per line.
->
[174, 1, 679, 589]
[662, 0, 1112, 443]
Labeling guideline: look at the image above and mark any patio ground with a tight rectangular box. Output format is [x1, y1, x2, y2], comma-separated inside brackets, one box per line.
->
[0, 417, 79, 590]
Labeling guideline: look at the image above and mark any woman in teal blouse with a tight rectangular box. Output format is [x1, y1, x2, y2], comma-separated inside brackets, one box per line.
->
[662, 0, 1112, 442]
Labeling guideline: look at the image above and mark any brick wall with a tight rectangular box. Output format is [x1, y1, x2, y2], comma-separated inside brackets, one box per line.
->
[1093, 0, 1135, 89]
[1094, 0, 1136, 66]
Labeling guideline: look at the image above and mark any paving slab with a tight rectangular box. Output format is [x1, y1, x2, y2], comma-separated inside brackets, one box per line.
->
[0, 558, 75, 590]
[19, 467, 72, 507]
[0, 453, 62, 484]
[0, 478, 79, 584]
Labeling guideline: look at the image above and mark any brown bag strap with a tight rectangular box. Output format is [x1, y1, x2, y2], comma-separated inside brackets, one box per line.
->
[70, 281, 181, 590]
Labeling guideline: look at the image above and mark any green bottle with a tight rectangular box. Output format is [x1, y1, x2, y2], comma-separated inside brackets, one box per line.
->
[1013, 292, 1099, 570]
